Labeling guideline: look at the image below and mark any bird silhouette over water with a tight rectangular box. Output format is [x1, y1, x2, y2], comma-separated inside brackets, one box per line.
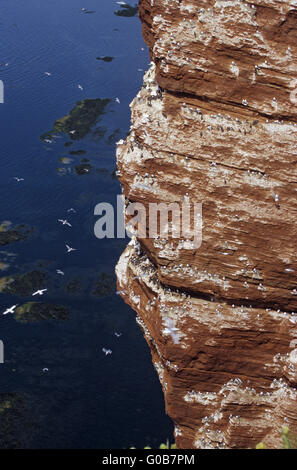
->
[66, 244, 76, 253]
[58, 219, 72, 227]
[102, 348, 112, 356]
[2, 305, 18, 315]
[32, 289, 47, 296]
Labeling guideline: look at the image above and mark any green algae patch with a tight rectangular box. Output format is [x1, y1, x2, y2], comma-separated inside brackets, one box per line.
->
[41, 98, 111, 141]
[0, 270, 46, 296]
[0, 222, 33, 246]
[15, 302, 69, 323]
[114, 3, 138, 17]
[91, 273, 114, 297]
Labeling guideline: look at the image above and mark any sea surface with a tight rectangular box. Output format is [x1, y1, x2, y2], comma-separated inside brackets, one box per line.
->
[0, 0, 173, 449]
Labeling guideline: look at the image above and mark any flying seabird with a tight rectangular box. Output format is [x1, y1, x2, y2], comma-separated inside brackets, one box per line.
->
[32, 289, 48, 296]
[66, 244, 76, 253]
[2, 305, 18, 315]
[102, 348, 112, 356]
[58, 219, 72, 227]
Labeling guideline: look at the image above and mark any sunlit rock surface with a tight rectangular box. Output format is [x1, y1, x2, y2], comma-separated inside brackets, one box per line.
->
[116, 0, 297, 449]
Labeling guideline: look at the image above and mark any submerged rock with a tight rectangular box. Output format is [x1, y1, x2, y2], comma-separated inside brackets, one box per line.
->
[66, 278, 82, 294]
[0, 393, 31, 449]
[91, 126, 107, 142]
[91, 273, 114, 297]
[41, 98, 111, 141]
[69, 149, 87, 156]
[96, 56, 114, 62]
[114, 3, 138, 17]
[15, 302, 69, 323]
[74, 163, 92, 175]
[107, 128, 121, 145]
[0, 270, 46, 296]
[0, 222, 33, 246]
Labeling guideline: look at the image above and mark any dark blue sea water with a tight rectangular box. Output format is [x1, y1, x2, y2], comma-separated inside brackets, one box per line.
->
[0, 0, 172, 449]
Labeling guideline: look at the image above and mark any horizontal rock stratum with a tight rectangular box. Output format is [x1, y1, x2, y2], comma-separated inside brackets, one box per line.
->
[116, 0, 297, 449]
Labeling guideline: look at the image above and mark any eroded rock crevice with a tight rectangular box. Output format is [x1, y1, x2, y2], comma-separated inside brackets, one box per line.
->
[116, 0, 297, 449]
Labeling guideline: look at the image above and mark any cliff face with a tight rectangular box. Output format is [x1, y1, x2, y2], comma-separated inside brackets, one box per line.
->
[116, 0, 297, 449]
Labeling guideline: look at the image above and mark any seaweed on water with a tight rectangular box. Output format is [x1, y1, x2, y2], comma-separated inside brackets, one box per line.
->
[14, 302, 69, 323]
[41, 98, 111, 141]
[0, 222, 33, 246]
[0, 270, 46, 296]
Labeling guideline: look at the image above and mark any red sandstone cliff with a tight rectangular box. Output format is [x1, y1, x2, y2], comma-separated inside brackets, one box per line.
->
[116, 0, 297, 449]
